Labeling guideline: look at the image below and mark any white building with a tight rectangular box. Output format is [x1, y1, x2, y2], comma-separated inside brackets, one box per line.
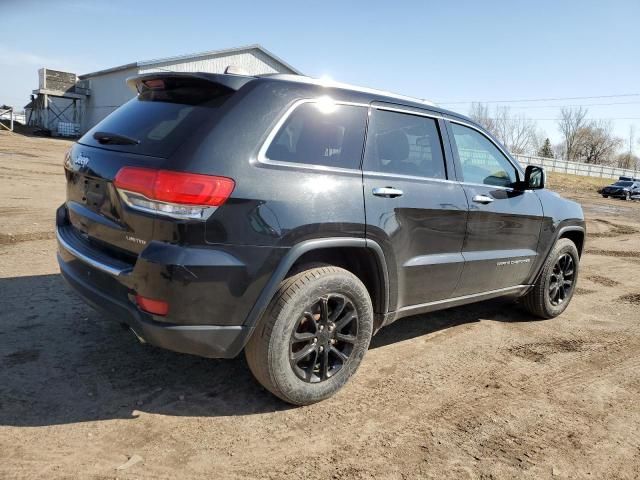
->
[29, 45, 300, 135]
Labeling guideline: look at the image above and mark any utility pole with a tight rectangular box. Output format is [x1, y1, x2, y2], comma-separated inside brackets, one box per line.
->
[630, 125, 637, 172]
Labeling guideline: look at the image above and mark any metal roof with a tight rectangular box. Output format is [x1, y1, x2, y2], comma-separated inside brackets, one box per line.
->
[259, 74, 472, 123]
[264, 74, 436, 108]
[123, 70, 467, 122]
[78, 44, 302, 79]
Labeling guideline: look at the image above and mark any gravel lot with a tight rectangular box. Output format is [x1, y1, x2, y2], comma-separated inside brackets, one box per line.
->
[1, 131, 639, 479]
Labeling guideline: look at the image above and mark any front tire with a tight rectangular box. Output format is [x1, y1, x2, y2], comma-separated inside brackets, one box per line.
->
[245, 266, 373, 405]
[522, 238, 580, 319]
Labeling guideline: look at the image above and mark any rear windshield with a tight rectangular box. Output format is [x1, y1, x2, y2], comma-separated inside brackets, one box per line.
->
[79, 77, 233, 158]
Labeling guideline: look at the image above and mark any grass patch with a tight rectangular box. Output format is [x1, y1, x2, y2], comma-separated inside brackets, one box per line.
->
[545, 172, 612, 194]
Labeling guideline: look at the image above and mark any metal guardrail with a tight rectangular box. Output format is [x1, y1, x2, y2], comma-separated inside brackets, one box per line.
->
[514, 154, 639, 180]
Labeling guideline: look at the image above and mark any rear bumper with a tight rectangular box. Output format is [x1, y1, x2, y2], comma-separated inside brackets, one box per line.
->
[58, 257, 249, 358]
[55, 204, 287, 358]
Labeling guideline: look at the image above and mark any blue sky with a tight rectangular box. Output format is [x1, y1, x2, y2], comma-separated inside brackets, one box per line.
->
[1, 0, 639, 151]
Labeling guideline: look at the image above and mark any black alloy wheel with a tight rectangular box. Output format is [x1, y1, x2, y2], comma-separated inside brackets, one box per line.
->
[548, 253, 575, 306]
[289, 294, 357, 383]
[245, 265, 373, 405]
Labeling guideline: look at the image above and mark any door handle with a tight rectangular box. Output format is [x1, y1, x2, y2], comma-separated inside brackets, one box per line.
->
[472, 194, 494, 204]
[372, 187, 404, 198]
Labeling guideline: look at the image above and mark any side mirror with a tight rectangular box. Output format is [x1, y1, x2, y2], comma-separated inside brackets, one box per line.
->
[524, 165, 545, 190]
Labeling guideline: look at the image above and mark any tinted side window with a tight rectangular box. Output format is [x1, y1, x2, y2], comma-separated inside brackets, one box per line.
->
[363, 109, 446, 179]
[265, 103, 367, 169]
[450, 123, 518, 187]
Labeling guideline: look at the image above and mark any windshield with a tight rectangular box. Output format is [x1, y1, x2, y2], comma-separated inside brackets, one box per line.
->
[79, 77, 233, 158]
[614, 181, 633, 187]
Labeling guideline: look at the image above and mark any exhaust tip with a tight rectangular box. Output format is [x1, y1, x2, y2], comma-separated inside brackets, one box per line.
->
[129, 328, 147, 344]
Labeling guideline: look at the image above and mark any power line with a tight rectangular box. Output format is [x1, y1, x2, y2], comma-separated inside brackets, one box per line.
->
[436, 93, 640, 105]
[455, 101, 640, 110]
[496, 117, 640, 121]
[447, 101, 640, 111]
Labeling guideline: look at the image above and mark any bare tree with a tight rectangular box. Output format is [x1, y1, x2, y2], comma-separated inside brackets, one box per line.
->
[616, 152, 640, 169]
[557, 107, 589, 160]
[615, 124, 637, 169]
[628, 125, 636, 162]
[553, 142, 566, 160]
[469, 103, 538, 155]
[469, 102, 496, 133]
[493, 107, 538, 154]
[574, 120, 622, 165]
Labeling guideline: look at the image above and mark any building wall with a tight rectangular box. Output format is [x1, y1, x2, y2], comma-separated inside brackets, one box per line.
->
[82, 67, 137, 133]
[80, 49, 294, 133]
[27, 96, 78, 132]
[138, 49, 287, 75]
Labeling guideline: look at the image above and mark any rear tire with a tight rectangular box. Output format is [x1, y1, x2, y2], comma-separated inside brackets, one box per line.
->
[602, 195, 608, 198]
[522, 238, 580, 319]
[245, 266, 373, 405]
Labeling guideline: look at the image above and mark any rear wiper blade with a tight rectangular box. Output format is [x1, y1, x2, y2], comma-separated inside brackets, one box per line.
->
[93, 131, 140, 145]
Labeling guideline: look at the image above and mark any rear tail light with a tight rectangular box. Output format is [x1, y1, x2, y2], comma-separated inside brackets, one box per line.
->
[135, 295, 169, 316]
[114, 167, 234, 220]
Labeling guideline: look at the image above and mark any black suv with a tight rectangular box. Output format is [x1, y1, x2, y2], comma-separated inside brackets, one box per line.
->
[57, 72, 585, 405]
[599, 178, 640, 200]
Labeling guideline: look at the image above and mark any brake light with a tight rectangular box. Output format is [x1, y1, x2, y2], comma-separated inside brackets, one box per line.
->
[142, 79, 165, 90]
[135, 295, 169, 316]
[114, 167, 234, 220]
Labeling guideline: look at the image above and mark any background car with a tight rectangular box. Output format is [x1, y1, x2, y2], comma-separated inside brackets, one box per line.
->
[598, 178, 640, 200]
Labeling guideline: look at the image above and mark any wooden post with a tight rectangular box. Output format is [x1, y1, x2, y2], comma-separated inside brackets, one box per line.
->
[43, 94, 49, 131]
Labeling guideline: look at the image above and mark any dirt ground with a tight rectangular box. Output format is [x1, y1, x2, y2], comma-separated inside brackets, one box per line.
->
[1, 130, 639, 480]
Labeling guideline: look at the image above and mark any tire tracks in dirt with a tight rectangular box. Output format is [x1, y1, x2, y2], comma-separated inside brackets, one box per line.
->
[0, 231, 55, 245]
[589, 218, 638, 238]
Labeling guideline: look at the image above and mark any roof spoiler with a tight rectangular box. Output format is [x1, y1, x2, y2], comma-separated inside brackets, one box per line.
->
[126, 71, 255, 93]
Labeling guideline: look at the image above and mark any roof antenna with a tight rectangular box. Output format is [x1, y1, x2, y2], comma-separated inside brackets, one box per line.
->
[224, 65, 249, 75]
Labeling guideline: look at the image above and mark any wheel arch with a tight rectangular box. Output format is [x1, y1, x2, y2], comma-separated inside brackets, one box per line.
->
[557, 225, 585, 257]
[527, 224, 585, 288]
[243, 238, 389, 340]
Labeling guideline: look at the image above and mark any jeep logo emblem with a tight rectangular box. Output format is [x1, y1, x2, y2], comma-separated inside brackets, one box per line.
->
[74, 154, 89, 169]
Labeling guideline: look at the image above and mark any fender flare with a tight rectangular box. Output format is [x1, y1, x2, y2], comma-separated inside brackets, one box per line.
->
[242, 237, 389, 337]
[551, 225, 587, 255]
[530, 224, 586, 285]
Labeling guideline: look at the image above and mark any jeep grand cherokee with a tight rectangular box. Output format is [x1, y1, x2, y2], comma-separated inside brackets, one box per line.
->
[57, 72, 585, 405]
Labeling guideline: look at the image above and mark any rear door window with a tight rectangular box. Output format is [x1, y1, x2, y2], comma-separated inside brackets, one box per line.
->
[79, 77, 233, 158]
[265, 102, 368, 169]
[363, 109, 447, 179]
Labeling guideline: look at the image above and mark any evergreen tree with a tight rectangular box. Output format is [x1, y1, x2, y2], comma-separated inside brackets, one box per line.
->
[538, 138, 554, 158]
